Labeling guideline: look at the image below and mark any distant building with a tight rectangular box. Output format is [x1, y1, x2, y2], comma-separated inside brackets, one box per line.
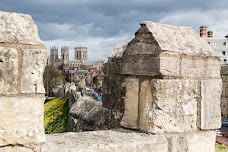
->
[49, 46, 88, 69]
[75, 47, 88, 64]
[61, 46, 70, 65]
[200, 26, 228, 64]
[49, 46, 60, 67]
[66, 70, 91, 86]
[92, 60, 105, 70]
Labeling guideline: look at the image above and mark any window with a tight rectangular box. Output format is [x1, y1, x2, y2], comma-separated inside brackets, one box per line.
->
[224, 42, 227, 46]
[222, 51, 226, 56]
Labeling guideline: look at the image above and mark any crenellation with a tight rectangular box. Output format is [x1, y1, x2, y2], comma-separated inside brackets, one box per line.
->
[103, 21, 221, 151]
[0, 11, 222, 151]
[0, 11, 47, 151]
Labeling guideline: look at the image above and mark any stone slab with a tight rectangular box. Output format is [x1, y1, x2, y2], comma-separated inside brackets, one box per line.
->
[138, 79, 198, 133]
[21, 49, 47, 93]
[122, 55, 220, 78]
[0, 146, 34, 152]
[41, 130, 168, 152]
[0, 96, 45, 146]
[180, 57, 221, 78]
[167, 131, 216, 152]
[199, 79, 222, 129]
[0, 47, 18, 94]
[121, 55, 160, 76]
[139, 21, 219, 57]
[0, 11, 43, 45]
[121, 77, 139, 129]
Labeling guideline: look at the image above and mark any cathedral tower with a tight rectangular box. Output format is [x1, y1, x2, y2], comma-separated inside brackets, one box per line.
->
[50, 46, 59, 66]
[61, 46, 69, 64]
[74, 47, 88, 64]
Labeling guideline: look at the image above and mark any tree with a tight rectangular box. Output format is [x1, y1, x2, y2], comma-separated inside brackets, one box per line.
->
[43, 66, 66, 96]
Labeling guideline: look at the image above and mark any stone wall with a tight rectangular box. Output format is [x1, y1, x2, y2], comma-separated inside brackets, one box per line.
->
[0, 12, 47, 151]
[103, 21, 221, 151]
[102, 44, 127, 128]
[221, 65, 228, 118]
[0, 11, 221, 152]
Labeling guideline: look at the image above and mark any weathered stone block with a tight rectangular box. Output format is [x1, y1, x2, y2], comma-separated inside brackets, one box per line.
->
[181, 57, 221, 78]
[0, 12, 43, 45]
[21, 49, 47, 93]
[167, 131, 216, 152]
[159, 56, 180, 77]
[0, 146, 34, 152]
[139, 21, 218, 57]
[0, 47, 18, 95]
[121, 77, 139, 129]
[199, 79, 222, 129]
[138, 79, 198, 133]
[42, 130, 168, 152]
[121, 55, 160, 76]
[0, 96, 45, 146]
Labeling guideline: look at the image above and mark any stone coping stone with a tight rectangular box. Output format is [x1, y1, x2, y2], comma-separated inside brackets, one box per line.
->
[41, 130, 168, 152]
[0, 11, 43, 45]
[139, 21, 219, 57]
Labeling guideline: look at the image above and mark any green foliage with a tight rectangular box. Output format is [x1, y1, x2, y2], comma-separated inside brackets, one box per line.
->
[215, 143, 228, 152]
[44, 97, 69, 134]
[43, 66, 66, 96]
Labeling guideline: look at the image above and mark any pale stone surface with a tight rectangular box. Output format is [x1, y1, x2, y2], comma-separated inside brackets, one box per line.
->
[121, 77, 139, 129]
[108, 43, 127, 59]
[0, 96, 45, 146]
[42, 130, 168, 152]
[0, 47, 18, 94]
[138, 79, 198, 133]
[0, 146, 34, 152]
[0, 11, 43, 45]
[140, 21, 219, 57]
[69, 99, 110, 132]
[180, 57, 221, 78]
[122, 56, 160, 76]
[200, 79, 222, 129]
[159, 56, 180, 77]
[167, 131, 216, 152]
[21, 49, 47, 93]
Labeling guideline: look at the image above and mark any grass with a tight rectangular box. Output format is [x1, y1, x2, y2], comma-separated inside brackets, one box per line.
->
[44, 97, 69, 134]
[215, 143, 228, 152]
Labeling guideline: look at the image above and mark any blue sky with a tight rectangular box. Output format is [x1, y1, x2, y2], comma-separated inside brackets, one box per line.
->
[1, 0, 228, 61]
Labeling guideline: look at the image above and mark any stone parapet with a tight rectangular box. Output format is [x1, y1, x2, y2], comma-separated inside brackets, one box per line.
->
[42, 130, 216, 152]
[42, 130, 168, 152]
[0, 11, 47, 151]
[103, 21, 221, 152]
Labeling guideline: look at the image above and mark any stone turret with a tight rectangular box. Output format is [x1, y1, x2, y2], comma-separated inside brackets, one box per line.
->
[0, 11, 47, 151]
[103, 21, 221, 151]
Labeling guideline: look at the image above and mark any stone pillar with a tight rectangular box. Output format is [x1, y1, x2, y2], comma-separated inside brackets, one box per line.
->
[103, 21, 221, 151]
[0, 12, 47, 151]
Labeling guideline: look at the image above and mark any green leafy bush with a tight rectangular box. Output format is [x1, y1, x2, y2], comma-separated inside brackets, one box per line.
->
[44, 98, 69, 134]
[215, 143, 228, 152]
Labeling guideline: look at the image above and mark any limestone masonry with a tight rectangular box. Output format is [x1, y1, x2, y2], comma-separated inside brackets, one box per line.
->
[103, 21, 221, 151]
[0, 11, 222, 152]
[0, 11, 47, 151]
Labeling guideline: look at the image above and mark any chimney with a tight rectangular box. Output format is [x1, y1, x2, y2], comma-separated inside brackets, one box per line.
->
[200, 26, 207, 38]
[207, 31, 213, 38]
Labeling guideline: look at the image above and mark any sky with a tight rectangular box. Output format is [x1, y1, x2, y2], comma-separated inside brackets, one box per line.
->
[1, 0, 228, 61]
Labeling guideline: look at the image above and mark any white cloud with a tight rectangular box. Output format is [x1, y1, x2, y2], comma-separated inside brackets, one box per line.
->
[159, 9, 228, 38]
